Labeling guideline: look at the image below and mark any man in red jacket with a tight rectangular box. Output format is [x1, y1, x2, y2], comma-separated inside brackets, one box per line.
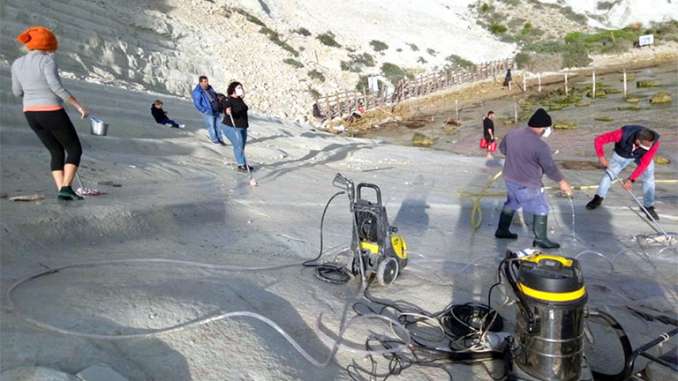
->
[586, 125, 660, 220]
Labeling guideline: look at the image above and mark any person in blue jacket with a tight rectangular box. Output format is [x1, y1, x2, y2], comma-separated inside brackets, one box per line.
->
[191, 75, 224, 145]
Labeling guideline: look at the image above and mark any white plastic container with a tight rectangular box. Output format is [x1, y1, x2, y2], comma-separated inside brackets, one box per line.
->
[90, 116, 108, 136]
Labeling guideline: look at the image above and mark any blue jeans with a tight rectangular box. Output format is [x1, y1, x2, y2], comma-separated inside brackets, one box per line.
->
[221, 124, 248, 166]
[158, 118, 179, 128]
[503, 179, 549, 216]
[201, 113, 222, 143]
[596, 152, 655, 207]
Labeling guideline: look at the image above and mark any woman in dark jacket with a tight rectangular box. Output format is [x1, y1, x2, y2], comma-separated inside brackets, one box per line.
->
[220, 81, 250, 172]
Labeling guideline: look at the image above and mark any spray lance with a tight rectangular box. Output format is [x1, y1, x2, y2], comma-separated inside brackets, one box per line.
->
[606, 170, 668, 239]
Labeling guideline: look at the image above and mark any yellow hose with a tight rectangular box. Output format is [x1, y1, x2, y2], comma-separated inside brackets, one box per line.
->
[468, 170, 503, 230]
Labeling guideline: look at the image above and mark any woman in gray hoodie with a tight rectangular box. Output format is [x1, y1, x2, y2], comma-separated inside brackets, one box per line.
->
[11, 26, 89, 200]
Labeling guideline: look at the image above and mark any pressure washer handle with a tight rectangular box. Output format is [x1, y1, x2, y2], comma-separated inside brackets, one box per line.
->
[332, 173, 355, 206]
[357, 183, 382, 205]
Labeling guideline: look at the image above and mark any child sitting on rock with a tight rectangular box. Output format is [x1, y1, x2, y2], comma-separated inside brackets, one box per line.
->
[151, 100, 184, 128]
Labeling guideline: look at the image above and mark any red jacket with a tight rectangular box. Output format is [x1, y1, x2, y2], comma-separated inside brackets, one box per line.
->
[594, 128, 660, 181]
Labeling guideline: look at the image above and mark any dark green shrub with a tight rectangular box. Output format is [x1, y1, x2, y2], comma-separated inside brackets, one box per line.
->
[308, 87, 321, 99]
[317, 32, 342, 47]
[489, 22, 507, 34]
[417, 56, 427, 64]
[427, 48, 437, 56]
[283, 58, 304, 68]
[407, 43, 419, 51]
[381, 62, 412, 85]
[260, 27, 299, 56]
[292, 27, 311, 36]
[234, 8, 265, 27]
[355, 75, 369, 92]
[561, 42, 591, 68]
[514, 52, 531, 69]
[308, 69, 325, 82]
[370, 40, 389, 52]
[445, 54, 475, 70]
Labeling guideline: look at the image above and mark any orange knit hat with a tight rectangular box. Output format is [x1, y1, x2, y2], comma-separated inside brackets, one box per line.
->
[16, 26, 58, 51]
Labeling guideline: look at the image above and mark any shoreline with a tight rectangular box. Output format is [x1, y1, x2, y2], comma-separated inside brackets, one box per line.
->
[338, 43, 678, 132]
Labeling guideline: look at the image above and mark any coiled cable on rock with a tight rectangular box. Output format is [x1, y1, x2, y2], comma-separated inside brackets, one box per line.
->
[302, 190, 353, 284]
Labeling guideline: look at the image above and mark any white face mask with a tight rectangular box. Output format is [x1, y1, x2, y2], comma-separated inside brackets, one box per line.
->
[235, 87, 245, 97]
[541, 127, 553, 139]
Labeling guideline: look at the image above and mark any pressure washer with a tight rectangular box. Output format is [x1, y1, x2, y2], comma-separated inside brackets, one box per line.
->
[332, 173, 408, 286]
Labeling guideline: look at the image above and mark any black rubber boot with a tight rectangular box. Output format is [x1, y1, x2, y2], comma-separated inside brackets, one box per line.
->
[533, 215, 560, 249]
[495, 209, 518, 239]
[586, 195, 604, 210]
[57, 186, 84, 201]
[643, 206, 660, 221]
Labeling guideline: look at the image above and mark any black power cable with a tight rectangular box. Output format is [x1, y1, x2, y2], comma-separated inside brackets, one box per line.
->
[303, 191, 352, 284]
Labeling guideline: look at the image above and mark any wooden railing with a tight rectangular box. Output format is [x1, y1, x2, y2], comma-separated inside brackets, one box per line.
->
[315, 58, 514, 119]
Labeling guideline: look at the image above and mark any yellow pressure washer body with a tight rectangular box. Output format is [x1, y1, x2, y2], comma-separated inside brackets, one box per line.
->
[333, 174, 408, 286]
[505, 251, 591, 381]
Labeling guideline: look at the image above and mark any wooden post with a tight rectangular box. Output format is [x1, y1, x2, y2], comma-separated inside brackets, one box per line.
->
[623, 69, 627, 97]
[455, 99, 459, 121]
[513, 99, 518, 124]
[508, 81, 512, 92]
[538, 73, 542, 92]
[592, 71, 596, 100]
[564, 73, 568, 96]
[522, 74, 527, 92]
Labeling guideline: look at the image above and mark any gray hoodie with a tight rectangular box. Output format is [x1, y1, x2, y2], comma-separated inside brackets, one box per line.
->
[11, 50, 72, 111]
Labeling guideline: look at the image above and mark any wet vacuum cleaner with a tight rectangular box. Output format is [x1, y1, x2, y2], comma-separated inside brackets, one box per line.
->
[503, 250, 592, 381]
[333, 173, 408, 286]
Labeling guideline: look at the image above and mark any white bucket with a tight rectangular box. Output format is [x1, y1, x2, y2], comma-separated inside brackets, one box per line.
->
[90, 116, 108, 136]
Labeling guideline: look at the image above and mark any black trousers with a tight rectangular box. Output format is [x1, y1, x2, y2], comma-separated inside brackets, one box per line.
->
[24, 109, 82, 170]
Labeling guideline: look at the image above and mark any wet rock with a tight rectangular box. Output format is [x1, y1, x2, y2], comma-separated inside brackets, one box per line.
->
[624, 96, 641, 103]
[553, 121, 577, 129]
[616, 105, 641, 111]
[636, 80, 657, 88]
[649, 91, 672, 104]
[585, 89, 606, 98]
[445, 117, 461, 126]
[412, 132, 434, 147]
[402, 118, 428, 129]
[654, 155, 671, 165]
[575, 101, 591, 107]
[594, 116, 613, 122]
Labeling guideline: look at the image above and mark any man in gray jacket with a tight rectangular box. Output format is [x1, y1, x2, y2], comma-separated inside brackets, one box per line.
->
[494, 108, 572, 249]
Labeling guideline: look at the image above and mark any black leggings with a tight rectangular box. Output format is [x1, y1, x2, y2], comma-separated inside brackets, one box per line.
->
[24, 109, 82, 171]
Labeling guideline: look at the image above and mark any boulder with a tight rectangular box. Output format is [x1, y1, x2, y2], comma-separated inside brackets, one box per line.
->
[594, 116, 613, 122]
[654, 155, 671, 165]
[412, 132, 434, 147]
[636, 80, 657, 88]
[445, 117, 461, 126]
[649, 91, 672, 104]
[553, 121, 577, 129]
[624, 96, 641, 103]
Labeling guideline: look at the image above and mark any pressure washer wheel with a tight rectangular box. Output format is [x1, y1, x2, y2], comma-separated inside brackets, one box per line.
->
[376, 257, 399, 286]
